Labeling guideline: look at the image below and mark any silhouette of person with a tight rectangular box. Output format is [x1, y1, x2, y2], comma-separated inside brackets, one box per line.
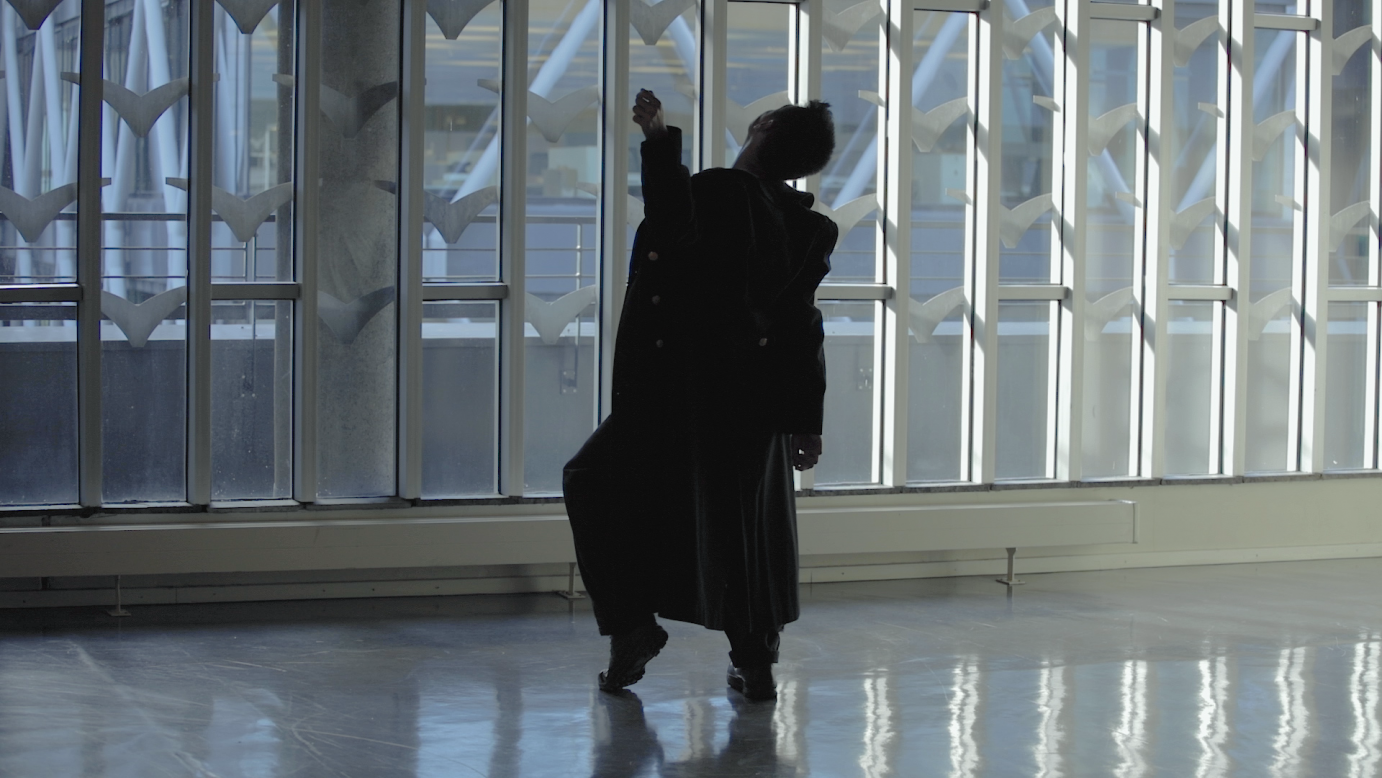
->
[564, 89, 838, 702]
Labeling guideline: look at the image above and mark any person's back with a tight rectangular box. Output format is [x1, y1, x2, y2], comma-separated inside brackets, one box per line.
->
[564, 90, 838, 703]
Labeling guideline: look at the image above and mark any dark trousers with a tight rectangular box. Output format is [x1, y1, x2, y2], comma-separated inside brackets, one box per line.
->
[564, 413, 782, 666]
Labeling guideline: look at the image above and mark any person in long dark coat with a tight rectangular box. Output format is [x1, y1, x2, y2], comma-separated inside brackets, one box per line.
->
[563, 89, 837, 702]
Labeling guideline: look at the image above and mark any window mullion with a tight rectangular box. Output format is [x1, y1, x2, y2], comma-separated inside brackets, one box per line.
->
[77, 0, 106, 508]
[971, 0, 1002, 484]
[1301, 0, 1331, 474]
[1145, 0, 1172, 478]
[697, 0, 728, 172]
[498, 0, 529, 496]
[397, 0, 427, 500]
[1055, 0, 1087, 482]
[1367, 0, 1382, 469]
[293, 0, 323, 502]
[186, 0, 215, 506]
[1222, 0, 1253, 477]
[599, 0, 631, 423]
[879, 0, 911, 487]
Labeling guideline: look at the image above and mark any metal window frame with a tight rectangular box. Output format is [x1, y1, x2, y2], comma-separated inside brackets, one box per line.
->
[1055, 0, 1086, 483]
[397, 0, 427, 500]
[1222, 0, 1251, 477]
[15, 0, 1382, 513]
[77, 0, 106, 508]
[498, 0, 528, 496]
[880, 0, 912, 487]
[972, 0, 1002, 484]
[293, 0, 322, 502]
[1301, 0, 1330, 473]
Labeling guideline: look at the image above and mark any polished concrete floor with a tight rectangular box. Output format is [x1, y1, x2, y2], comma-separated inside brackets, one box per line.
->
[2, 558, 1381, 777]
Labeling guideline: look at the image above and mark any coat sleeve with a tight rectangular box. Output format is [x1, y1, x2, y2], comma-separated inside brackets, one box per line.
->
[769, 217, 838, 435]
[639, 127, 696, 245]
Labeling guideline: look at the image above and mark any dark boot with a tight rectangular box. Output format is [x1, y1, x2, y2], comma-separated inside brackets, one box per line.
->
[726, 663, 776, 702]
[598, 623, 669, 692]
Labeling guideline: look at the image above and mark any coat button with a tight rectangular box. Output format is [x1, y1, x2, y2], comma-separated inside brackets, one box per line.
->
[759, 337, 768, 346]
[651, 295, 661, 305]
[648, 251, 659, 261]
[655, 339, 664, 348]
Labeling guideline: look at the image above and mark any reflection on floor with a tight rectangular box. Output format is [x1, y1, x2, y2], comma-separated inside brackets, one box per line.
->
[2, 558, 1381, 776]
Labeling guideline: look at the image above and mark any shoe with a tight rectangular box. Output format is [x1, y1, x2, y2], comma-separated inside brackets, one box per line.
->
[598, 624, 669, 692]
[726, 663, 777, 702]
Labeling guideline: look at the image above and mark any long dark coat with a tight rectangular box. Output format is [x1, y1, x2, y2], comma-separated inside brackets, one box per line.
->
[563, 127, 837, 636]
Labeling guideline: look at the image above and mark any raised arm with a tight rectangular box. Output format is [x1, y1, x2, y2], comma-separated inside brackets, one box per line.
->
[633, 90, 696, 244]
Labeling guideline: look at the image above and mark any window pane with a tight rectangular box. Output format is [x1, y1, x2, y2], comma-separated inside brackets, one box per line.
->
[1163, 300, 1217, 476]
[1324, 302, 1371, 471]
[101, 0, 190, 503]
[0, 304, 77, 505]
[999, 0, 1057, 283]
[524, 0, 601, 494]
[315, 0, 401, 498]
[422, 0, 501, 282]
[0, 1, 80, 284]
[211, 0, 295, 283]
[212, 300, 292, 500]
[1245, 306, 1294, 473]
[815, 0, 885, 283]
[907, 307, 964, 482]
[1329, 0, 1373, 287]
[1167, 5, 1220, 285]
[725, 2, 790, 168]
[816, 300, 875, 485]
[907, 11, 972, 484]
[102, 299, 187, 502]
[423, 301, 498, 497]
[996, 301, 1053, 480]
[1082, 20, 1143, 479]
[1244, 28, 1301, 474]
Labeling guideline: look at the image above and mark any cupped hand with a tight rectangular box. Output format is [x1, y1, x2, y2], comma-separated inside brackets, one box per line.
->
[791, 433, 822, 471]
[632, 89, 668, 139]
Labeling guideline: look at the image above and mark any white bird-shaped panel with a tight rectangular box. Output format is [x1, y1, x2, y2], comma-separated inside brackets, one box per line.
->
[7, 0, 63, 30]
[319, 288, 396, 344]
[629, 0, 696, 46]
[428, 0, 499, 39]
[526, 287, 599, 345]
[1004, 7, 1059, 60]
[1330, 201, 1371, 252]
[0, 181, 111, 243]
[1252, 111, 1297, 162]
[480, 80, 601, 144]
[1084, 286, 1135, 341]
[62, 73, 189, 138]
[858, 92, 969, 153]
[528, 87, 601, 143]
[101, 287, 188, 348]
[216, 0, 281, 34]
[1332, 26, 1373, 76]
[1248, 287, 1293, 341]
[1169, 198, 1216, 250]
[1088, 103, 1139, 156]
[998, 193, 1054, 250]
[166, 178, 295, 243]
[425, 187, 499, 244]
[812, 195, 878, 237]
[1174, 17, 1219, 68]
[823, 0, 883, 52]
[320, 82, 400, 139]
[908, 286, 965, 344]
